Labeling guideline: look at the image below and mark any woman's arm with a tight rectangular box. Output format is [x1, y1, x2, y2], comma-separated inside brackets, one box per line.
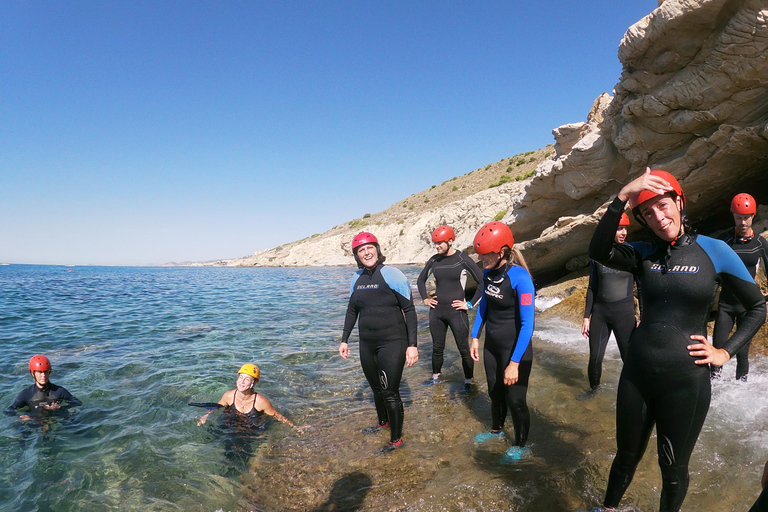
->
[256, 394, 308, 433]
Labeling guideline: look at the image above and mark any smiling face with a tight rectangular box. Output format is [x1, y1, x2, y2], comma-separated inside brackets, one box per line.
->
[478, 251, 504, 270]
[733, 212, 754, 237]
[638, 194, 683, 242]
[356, 243, 379, 268]
[434, 240, 452, 256]
[236, 373, 255, 392]
[614, 226, 628, 244]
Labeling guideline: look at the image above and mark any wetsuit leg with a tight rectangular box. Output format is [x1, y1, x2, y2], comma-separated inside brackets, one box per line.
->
[429, 307, 449, 375]
[750, 485, 768, 512]
[608, 300, 636, 361]
[654, 369, 710, 512]
[587, 304, 612, 389]
[734, 310, 750, 380]
[483, 344, 507, 430]
[374, 338, 407, 442]
[711, 306, 736, 379]
[446, 309, 474, 379]
[506, 354, 532, 446]
[604, 368, 655, 508]
[359, 341, 390, 427]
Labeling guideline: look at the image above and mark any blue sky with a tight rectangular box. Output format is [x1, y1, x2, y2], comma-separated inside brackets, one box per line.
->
[1, 1, 655, 265]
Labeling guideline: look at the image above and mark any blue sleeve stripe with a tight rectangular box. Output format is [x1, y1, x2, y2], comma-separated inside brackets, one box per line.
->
[698, 235, 755, 283]
[349, 270, 363, 297]
[381, 266, 412, 299]
[471, 269, 489, 338]
[508, 265, 536, 363]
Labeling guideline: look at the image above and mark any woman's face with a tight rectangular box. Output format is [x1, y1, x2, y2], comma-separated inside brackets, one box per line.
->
[638, 195, 683, 242]
[236, 373, 255, 392]
[356, 243, 379, 268]
[478, 251, 503, 270]
[614, 226, 628, 244]
[32, 370, 50, 387]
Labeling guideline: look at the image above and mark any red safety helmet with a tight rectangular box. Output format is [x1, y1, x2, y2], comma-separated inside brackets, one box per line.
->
[473, 222, 515, 255]
[731, 193, 756, 215]
[431, 225, 455, 243]
[619, 212, 631, 226]
[629, 170, 686, 209]
[351, 232, 379, 251]
[29, 355, 51, 373]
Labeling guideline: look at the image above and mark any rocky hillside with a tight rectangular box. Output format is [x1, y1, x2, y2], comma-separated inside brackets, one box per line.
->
[196, 0, 768, 287]
[196, 146, 553, 268]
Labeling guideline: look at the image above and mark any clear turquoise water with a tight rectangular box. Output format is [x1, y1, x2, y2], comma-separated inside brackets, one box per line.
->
[1, 264, 766, 512]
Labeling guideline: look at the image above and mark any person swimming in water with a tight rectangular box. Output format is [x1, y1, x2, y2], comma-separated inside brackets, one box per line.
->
[5, 355, 81, 421]
[197, 364, 308, 433]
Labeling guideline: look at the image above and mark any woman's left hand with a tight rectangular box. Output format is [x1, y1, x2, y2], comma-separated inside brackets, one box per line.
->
[503, 361, 519, 386]
[688, 334, 731, 366]
[451, 300, 468, 311]
[405, 347, 419, 367]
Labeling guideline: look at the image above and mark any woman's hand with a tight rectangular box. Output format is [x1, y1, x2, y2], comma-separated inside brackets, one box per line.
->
[581, 318, 590, 339]
[197, 411, 212, 426]
[451, 300, 468, 311]
[423, 297, 438, 308]
[405, 346, 419, 367]
[687, 334, 731, 366]
[503, 361, 520, 386]
[470, 338, 480, 361]
[617, 167, 674, 203]
[339, 342, 350, 359]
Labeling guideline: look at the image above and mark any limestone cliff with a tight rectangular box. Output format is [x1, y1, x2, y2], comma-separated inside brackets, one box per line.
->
[199, 0, 768, 284]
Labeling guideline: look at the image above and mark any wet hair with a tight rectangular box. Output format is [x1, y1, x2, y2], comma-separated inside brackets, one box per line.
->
[353, 243, 386, 269]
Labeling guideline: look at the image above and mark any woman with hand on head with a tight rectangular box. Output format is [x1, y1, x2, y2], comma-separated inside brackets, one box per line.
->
[588, 168, 766, 512]
[469, 222, 535, 459]
[339, 232, 418, 454]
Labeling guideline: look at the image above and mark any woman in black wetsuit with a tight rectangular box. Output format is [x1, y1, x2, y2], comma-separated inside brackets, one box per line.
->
[589, 169, 766, 512]
[469, 222, 535, 459]
[581, 212, 639, 392]
[339, 232, 418, 454]
[197, 364, 306, 433]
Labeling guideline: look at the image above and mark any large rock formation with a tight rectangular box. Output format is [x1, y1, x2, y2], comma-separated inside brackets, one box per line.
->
[199, 0, 768, 285]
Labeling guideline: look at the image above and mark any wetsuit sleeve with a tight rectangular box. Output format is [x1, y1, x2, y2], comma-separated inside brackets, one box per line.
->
[57, 387, 81, 408]
[584, 260, 597, 318]
[341, 273, 361, 344]
[416, 257, 435, 301]
[471, 270, 489, 338]
[5, 388, 30, 416]
[700, 236, 767, 356]
[381, 266, 418, 347]
[760, 236, 768, 283]
[589, 197, 644, 273]
[462, 253, 485, 306]
[509, 266, 536, 363]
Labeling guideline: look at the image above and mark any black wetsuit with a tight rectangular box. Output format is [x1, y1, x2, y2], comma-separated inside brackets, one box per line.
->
[5, 382, 81, 416]
[712, 229, 768, 380]
[417, 250, 483, 378]
[342, 263, 417, 443]
[590, 197, 767, 512]
[583, 258, 639, 388]
[471, 262, 535, 446]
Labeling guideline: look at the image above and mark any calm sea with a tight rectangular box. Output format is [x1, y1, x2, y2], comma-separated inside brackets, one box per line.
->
[1, 264, 766, 511]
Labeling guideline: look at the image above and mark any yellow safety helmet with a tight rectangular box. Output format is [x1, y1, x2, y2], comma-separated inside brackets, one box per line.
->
[238, 364, 260, 381]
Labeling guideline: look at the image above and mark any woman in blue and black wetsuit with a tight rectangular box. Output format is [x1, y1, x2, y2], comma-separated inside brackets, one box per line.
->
[469, 222, 535, 457]
[589, 169, 767, 512]
[339, 232, 419, 454]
